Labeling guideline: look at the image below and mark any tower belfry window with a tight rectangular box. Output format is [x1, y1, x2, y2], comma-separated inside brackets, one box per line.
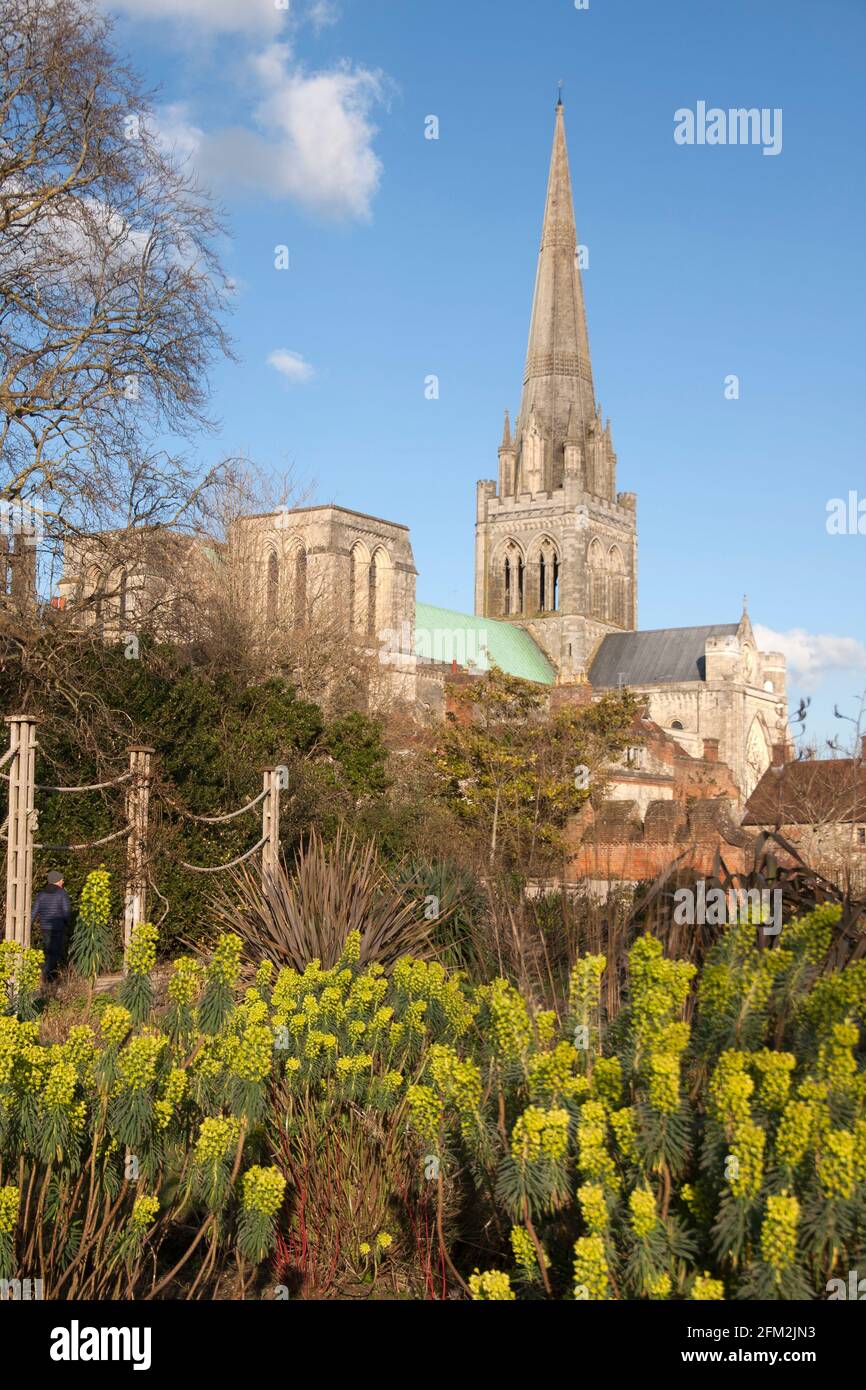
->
[539, 554, 546, 611]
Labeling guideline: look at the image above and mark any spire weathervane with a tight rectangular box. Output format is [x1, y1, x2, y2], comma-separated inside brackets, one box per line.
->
[557, 80, 564, 107]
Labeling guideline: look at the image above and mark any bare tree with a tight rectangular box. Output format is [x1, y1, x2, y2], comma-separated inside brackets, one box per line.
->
[0, 0, 234, 617]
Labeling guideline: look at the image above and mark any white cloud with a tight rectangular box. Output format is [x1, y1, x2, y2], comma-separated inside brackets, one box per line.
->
[306, 0, 340, 31]
[197, 45, 386, 220]
[267, 348, 315, 383]
[152, 103, 205, 163]
[103, 0, 285, 35]
[755, 625, 866, 692]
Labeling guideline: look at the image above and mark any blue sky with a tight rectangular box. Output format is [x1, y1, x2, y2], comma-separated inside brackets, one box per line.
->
[104, 0, 866, 750]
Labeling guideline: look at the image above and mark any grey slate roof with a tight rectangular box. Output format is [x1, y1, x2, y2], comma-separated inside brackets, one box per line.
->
[588, 625, 739, 688]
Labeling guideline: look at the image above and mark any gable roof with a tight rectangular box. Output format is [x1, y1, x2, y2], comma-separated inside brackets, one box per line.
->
[414, 602, 556, 685]
[743, 758, 866, 826]
[588, 624, 739, 688]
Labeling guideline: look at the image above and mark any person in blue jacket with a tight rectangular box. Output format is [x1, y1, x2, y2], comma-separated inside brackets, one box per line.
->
[31, 870, 72, 988]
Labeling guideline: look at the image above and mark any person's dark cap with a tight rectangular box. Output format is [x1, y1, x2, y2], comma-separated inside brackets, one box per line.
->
[47, 870, 64, 885]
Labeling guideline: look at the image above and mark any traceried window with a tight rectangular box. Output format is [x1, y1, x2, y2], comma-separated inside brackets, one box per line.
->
[293, 547, 306, 630]
[266, 552, 279, 628]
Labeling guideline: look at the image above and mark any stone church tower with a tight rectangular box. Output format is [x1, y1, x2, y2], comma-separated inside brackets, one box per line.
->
[475, 98, 637, 680]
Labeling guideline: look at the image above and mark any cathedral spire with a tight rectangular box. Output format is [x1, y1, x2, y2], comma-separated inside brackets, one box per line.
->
[518, 100, 595, 489]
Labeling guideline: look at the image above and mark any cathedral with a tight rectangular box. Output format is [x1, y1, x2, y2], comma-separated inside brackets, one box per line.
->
[60, 100, 790, 809]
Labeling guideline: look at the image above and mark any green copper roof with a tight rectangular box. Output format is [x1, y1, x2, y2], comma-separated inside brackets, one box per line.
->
[414, 602, 556, 685]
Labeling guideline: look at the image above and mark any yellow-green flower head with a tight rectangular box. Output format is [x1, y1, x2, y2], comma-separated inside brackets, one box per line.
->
[125, 921, 157, 977]
[510, 1106, 570, 1164]
[628, 936, 695, 1046]
[116, 1033, 167, 1092]
[99, 1004, 132, 1048]
[161, 1067, 187, 1109]
[254, 959, 275, 994]
[469, 1269, 516, 1301]
[383, 1070, 403, 1092]
[131, 1194, 160, 1229]
[510, 1225, 539, 1275]
[60, 1025, 97, 1078]
[528, 1041, 580, 1102]
[0, 941, 44, 995]
[428, 1044, 482, 1112]
[534, 1010, 557, 1049]
[709, 1051, 754, 1129]
[167, 956, 203, 1006]
[42, 1059, 78, 1110]
[576, 1100, 617, 1187]
[577, 1183, 609, 1234]
[572, 1234, 609, 1300]
[405, 1084, 443, 1144]
[484, 978, 533, 1061]
[691, 1273, 725, 1301]
[628, 1185, 658, 1239]
[241, 1165, 286, 1218]
[760, 1192, 799, 1274]
[728, 1120, 766, 1198]
[648, 1050, 681, 1115]
[230, 1022, 274, 1084]
[340, 930, 362, 964]
[209, 933, 243, 988]
[817, 1021, 859, 1097]
[271, 967, 302, 1014]
[568, 954, 606, 1024]
[359, 1241, 371, 1257]
[79, 869, 112, 927]
[375, 1231, 393, 1251]
[816, 1128, 857, 1200]
[0, 1185, 20, 1234]
[749, 1050, 796, 1110]
[776, 1099, 819, 1169]
[18, 1042, 48, 1093]
[647, 1271, 672, 1299]
[592, 1056, 623, 1107]
[194, 1115, 241, 1165]
[609, 1106, 639, 1164]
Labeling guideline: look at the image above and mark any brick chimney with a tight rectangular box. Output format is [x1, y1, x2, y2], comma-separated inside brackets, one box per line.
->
[702, 737, 719, 763]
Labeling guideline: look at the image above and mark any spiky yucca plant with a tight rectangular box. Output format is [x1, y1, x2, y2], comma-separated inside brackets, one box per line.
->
[210, 826, 435, 970]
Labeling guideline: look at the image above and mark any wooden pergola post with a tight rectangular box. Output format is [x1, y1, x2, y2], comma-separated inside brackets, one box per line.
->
[261, 768, 281, 890]
[123, 744, 153, 952]
[4, 715, 38, 946]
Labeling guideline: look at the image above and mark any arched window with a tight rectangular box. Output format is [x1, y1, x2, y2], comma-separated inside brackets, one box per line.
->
[349, 543, 370, 633]
[608, 545, 626, 627]
[499, 540, 525, 616]
[266, 551, 279, 628]
[670, 720, 683, 731]
[369, 546, 392, 636]
[587, 539, 605, 620]
[539, 553, 546, 611]
[293, 547, 306, 630]
[533, 536, 559, 613]
[367, 553, 378, 636]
